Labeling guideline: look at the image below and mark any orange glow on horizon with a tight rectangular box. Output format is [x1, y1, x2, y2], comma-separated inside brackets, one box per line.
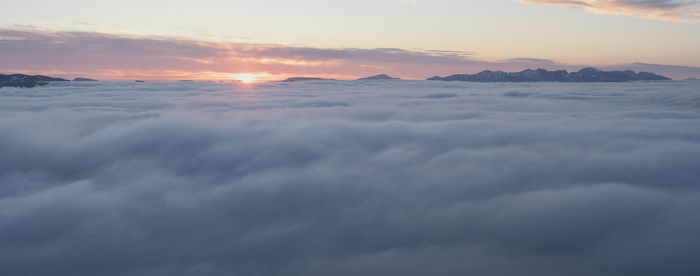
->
[218, 73, 275, 84]
[236, 73, 256, 83]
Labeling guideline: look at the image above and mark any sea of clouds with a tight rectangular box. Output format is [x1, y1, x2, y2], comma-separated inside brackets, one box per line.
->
[1, 80, 700, 276]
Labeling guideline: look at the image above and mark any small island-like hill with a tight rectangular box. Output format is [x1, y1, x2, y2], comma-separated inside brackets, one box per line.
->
[73, 77, 98, 81]
[281, 77, 335, 82]
[357, 74, 400, 80]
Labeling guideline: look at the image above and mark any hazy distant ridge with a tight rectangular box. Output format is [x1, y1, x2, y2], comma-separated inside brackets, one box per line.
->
[0, 73, 69, 88]
[428, 68, 671, 82]
[357, 74, 400, 80]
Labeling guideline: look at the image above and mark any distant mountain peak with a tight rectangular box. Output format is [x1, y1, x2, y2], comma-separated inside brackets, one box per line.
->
[281, 77, 335, 82]
[428, 68, 670, 82]
[357, 74, 399, 80]
[73, 77, 98, 81]
[1, 73, 69, 88]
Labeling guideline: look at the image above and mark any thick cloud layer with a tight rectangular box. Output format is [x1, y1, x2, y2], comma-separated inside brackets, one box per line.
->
[1, 80, 700, 275]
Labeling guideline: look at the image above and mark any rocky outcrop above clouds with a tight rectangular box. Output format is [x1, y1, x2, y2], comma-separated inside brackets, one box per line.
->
[428, 68, 671, 82]
[0, 74, 69, 88]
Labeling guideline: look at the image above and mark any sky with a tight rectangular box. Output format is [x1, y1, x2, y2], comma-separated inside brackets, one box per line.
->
[1, 0, 700, 80]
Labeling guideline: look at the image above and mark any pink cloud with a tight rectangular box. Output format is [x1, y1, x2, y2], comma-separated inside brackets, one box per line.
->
[519, 0, 700, 22]
[0, 29, 489, 81]
[1, 28, 699, 80]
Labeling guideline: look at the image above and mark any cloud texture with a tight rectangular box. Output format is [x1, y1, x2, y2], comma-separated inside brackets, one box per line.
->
[1, 80, 700, 275]
[0, 28, 489, 81]
[520, 0, 700, 22]
[2, 28, 700, 80]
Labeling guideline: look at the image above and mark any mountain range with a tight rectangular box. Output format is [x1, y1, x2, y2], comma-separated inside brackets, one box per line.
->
[428, 68, 670, 82]
[1, 69, 677, 88]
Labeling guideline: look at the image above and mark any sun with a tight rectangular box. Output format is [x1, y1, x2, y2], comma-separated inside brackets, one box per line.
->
[236, 73, 256, 84]
[227, 73, 273, 84]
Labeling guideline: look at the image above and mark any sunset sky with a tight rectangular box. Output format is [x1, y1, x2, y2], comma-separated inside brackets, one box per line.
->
[1, 0, 699, 80]
[4, 2, 700, 275]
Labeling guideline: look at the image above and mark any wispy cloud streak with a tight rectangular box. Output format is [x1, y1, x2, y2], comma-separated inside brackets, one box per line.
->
[519, 0, 700, 22]
[1, 28, 699, 80]
[0, 28, 492, 80]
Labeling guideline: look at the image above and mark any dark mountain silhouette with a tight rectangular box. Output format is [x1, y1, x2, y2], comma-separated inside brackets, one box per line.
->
[357, 74, 399, 80]
[281, 77, 335, 82]
[73, 77, 98, 81]
[428, 68, 671, 82]
[0, 73, 69, 88]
